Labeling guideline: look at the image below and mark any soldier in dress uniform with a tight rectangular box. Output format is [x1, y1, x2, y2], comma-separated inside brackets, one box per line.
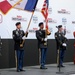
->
[36, 22, 51, 69]
[12, 22, 28, 72]
[55, 25, 68, 67]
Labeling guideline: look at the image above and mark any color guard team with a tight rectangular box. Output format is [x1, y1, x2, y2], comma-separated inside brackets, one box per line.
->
[13, 22, 67, 72]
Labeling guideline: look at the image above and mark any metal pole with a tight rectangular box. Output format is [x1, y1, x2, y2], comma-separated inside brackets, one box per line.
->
[56, 48, 64, 74]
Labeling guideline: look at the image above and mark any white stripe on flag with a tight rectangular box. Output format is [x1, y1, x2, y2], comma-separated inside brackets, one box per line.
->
[15, 0, 28, 9]
[7, 0, 22, 6]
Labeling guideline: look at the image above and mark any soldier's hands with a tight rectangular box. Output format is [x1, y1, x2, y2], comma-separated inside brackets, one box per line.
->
[41, 38, 47, 41]
[62, 43, 67, 47]
[44, 38, 47, 41]
[25, 30, 28, 37]
[26, 31, 28, 34]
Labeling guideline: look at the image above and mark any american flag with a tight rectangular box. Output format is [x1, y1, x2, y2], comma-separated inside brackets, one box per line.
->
[41, 0, 49, 30]
[41, 0, 49, 19]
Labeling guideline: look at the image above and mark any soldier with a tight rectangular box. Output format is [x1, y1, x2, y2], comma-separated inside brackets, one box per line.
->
[13, 22, 28, 72]
[55, 25, 68, 67]
[36, 22, 51, 69]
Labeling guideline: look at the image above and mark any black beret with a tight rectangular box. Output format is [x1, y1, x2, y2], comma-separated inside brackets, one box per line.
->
[15, 22, 21, 26]
[58, 25, 62, 28]
[56, 25, 62, 28]
[39, 22, 43, 27]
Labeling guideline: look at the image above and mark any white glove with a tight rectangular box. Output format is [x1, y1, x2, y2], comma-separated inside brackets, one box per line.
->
[44, 38, 47, 41]
[62, 43, 67, 47]
[22, 36, 26, 40]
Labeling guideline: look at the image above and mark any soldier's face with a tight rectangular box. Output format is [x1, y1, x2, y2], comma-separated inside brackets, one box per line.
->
[40, 24, 44, 29]
[17, 24, 21, 29]
[59, 27, 63, 32]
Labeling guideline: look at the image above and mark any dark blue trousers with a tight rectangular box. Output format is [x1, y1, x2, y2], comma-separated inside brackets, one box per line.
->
[40, 48, 47, 68]
[15, 50, 24, 70]
[60, 50, 65, 65]
[57, 49, 65, 66]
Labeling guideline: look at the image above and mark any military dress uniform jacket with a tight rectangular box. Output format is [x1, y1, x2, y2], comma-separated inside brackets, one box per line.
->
[36, 29, 48, 48]
[55, 31, 68, 50]
[13, 29, 27, 50]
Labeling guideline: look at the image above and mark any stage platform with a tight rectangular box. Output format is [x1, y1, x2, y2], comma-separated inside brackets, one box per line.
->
[0, 62, 75, 75]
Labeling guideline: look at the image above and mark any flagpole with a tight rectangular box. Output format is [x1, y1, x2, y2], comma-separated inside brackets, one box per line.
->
[19, 0, 38, 47]
[20, 11, 34, 47]
[27, 11, 34, 31]
[45, 18, 48, 38]
[45, 0, 51, 36]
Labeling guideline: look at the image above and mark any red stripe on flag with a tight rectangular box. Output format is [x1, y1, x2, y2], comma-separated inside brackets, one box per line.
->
[41, 0, 48, 19]
[41, 0, 49, 30]
[0, 1, 12, 14]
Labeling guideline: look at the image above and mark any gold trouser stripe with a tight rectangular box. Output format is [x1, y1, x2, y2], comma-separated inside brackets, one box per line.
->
[39, 48, 41, 66]
[57, 49, 59, 65]
[15, 51, 17, 69]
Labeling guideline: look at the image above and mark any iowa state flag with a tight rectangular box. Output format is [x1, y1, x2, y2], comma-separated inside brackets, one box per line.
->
[15, 0, 38, 11]
[0, 0, 22, 14]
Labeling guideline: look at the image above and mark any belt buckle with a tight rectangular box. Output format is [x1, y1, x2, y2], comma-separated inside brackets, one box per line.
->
[44, 42, 47, 45]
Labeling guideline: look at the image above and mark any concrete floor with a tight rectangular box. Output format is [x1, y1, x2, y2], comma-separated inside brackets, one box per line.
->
[0, 62, 75, 75]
